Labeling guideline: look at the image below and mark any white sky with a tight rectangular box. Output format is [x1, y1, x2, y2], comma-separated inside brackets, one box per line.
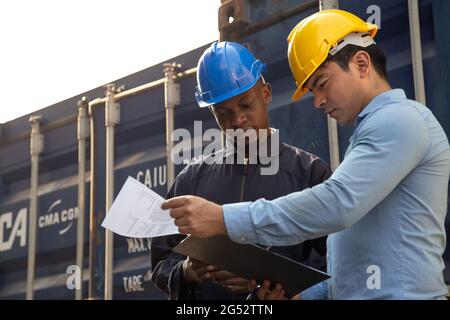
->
[0, 0, 219, 123]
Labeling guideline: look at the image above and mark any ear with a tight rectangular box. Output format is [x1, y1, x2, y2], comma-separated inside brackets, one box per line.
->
[261, 83, 272, 105]
[353, 51, 370, 79]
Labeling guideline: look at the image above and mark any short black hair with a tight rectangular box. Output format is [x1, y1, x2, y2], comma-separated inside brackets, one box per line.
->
[324, 44, 388, 81]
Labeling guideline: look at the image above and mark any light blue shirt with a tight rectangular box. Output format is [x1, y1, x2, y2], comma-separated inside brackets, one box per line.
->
[223, 89, 450, 299]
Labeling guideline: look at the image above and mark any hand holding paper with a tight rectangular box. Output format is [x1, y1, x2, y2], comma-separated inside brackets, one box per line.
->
[101, 176, 179, 238]
[161, 195, 227, 237]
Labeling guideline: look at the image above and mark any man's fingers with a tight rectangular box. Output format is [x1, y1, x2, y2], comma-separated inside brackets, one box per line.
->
[255, 281, 286, 300]
[178, 226, 191, 235]
[173, 216, 188, 227]
[206, 265, 220, 272]
[194, 267, 210, 280]
[190, 258, 208, 268]
[208, 270, 235, 282]
[163, 196, 225, 238]
[202, 270, 238, 283]
[256, 280, 271, 300]
[169, 207, 188, 219]
[223, 277, 248, 286]
[223, 284, 249, 294]
[266, 284, 284, 300]
[248, 279, 258, 291]
[276, 289, 286, 300]
[161, 196, 190, 210]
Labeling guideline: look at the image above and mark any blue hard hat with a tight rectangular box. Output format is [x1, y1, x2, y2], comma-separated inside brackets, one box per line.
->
[195, 41, 267, 108]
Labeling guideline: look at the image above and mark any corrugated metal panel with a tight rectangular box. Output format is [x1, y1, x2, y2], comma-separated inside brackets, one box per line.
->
[1, 0, 449, 299]
[0, 42, 213, 299]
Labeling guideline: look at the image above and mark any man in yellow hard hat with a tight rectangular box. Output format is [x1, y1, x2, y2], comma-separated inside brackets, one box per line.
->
[161, 10, 450, 299]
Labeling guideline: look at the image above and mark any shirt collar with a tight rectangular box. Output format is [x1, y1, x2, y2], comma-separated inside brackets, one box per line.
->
[223, 127, 282, 160]
[355, 89, 407, 127]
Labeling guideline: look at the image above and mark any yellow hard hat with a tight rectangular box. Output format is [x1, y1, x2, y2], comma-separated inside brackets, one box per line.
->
[287, 9, 378, 101]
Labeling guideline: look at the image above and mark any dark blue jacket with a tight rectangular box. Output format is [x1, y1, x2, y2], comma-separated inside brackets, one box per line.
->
[150, 143, 331, 300]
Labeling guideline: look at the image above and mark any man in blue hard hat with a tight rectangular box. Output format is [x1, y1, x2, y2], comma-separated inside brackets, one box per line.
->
[150, 41, 332, 300]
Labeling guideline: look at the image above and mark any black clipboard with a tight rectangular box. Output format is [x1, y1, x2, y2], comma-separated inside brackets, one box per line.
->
[173, 235, 330, 297]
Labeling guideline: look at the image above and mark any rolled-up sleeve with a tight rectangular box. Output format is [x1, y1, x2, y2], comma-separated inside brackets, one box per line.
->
[224, 106, 430, 246]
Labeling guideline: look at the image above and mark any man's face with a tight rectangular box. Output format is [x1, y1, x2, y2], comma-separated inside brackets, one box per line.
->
[211, 80, 271, 134]
[305, 60, 364, 125]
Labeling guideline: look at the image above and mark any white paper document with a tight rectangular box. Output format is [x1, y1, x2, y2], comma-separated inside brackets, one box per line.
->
[101, 176, 179, 238]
